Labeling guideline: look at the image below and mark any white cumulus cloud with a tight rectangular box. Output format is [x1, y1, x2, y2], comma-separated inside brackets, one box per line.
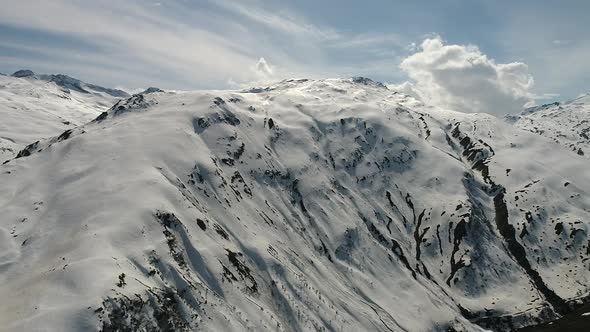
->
[398, 36, 535, 115]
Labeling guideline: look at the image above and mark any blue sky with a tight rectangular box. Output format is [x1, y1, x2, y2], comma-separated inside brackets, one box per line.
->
[0, 0, 588, 104]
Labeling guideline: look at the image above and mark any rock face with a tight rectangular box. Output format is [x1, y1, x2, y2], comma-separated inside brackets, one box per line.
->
[0, 78, 589, 332]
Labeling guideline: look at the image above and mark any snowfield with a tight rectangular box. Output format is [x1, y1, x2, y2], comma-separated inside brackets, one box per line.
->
[0, 77, 589, 331]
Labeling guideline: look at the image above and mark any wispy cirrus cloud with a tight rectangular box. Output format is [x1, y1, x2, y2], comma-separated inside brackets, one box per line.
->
[208, 0, 340, 40]
[0, 0, 409, 89]
[1, 0, 586, 106]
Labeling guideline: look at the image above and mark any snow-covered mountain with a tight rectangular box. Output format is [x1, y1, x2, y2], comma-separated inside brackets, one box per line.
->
[506, 94, 590, 158]
[0, 78, 589, 332]
[0, 70, 129, 162]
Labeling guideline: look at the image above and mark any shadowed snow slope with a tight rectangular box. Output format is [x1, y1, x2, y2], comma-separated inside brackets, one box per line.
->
[1, 78, 589, 332]
[0, 71, 128, 162]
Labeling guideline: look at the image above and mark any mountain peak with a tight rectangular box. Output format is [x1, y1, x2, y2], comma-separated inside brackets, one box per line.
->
[351, 76, 387, 88]
[521, 101, 560, 115]
[141, 87, 164, 94]
[11, 69, 36, 78]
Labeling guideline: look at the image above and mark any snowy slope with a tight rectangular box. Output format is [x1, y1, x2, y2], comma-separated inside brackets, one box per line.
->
[1, 78, 589, 332]
[506, 94, 590, 158]
[0, 71, 129, 162]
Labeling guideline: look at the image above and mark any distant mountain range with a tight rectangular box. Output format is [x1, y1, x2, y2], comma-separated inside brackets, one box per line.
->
[507, 94, 590, 158]
[0, 70, 164, 163]
[10, 69, 130, 98]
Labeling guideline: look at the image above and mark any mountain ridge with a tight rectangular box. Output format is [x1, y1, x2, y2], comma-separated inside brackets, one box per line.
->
[10, 69, 130, 98]
[507, 94, 590, 158]
[1, 78, 589, 331]
[0, 71, 129, 162]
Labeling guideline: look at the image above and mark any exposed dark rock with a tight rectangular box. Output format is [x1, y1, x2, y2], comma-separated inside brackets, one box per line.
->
[116, 273, 126, 288]
[225, 249, 258, 293]
[213, 224, 229, 240]
[196, 218, 206, 230]
[351, 77, 387, 88]
[94, 112, 108, 122]
[493, 193, 568, 315]
[141, 87, 164, 94]
[12, 69, 36, 78]
[98, 288, 195, 332]
[555, 222, 564, 235]
[57, 129, 73, 142]
[447, 219, 468, 286]
[15, 141, 40, 159]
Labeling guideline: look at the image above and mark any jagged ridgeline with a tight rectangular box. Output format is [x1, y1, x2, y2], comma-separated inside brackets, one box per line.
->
[1, 78, 589, 331]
